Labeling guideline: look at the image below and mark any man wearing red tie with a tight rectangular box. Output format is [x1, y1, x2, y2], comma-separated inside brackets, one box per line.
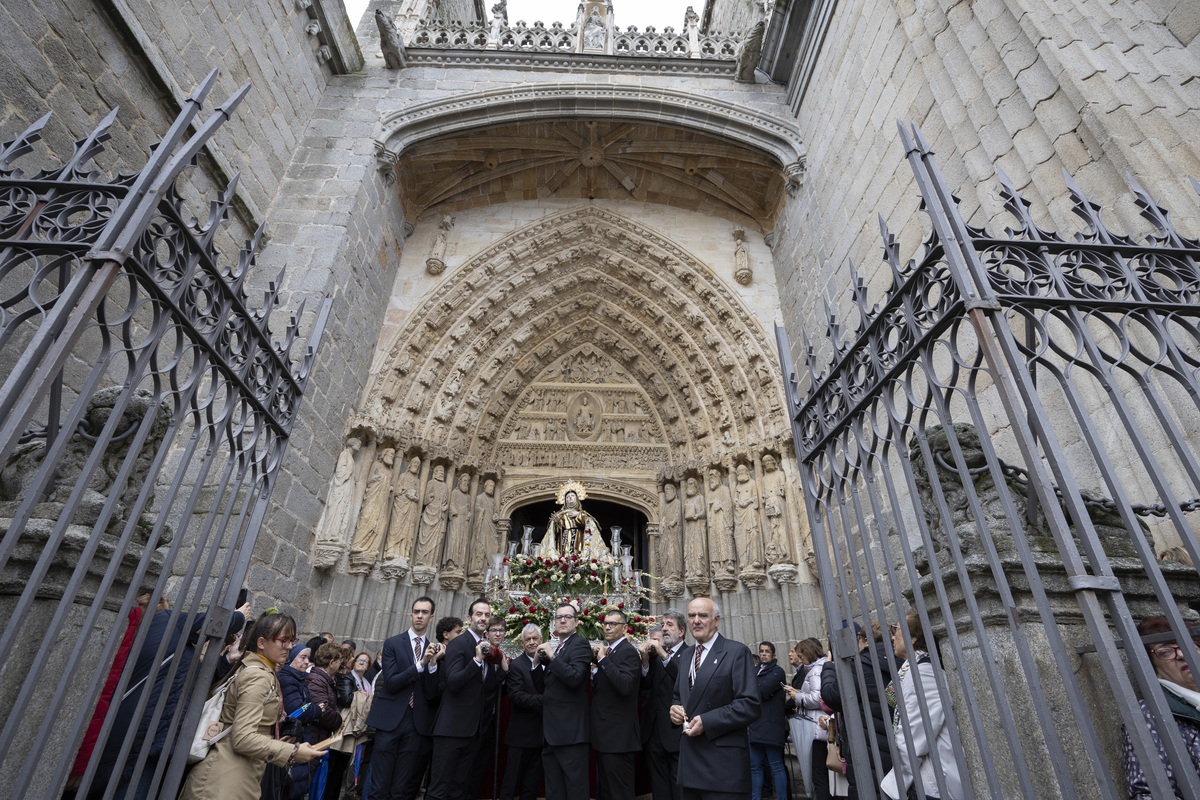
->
[537, 603, 592, 800]
[669, 597, 761, 800]
[365, 596, 441, 800]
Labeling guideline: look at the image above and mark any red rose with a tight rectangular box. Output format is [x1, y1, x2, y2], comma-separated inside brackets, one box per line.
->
[617, 603, 625, 609]
[581, 608, 589, 616]
[523, 618, 530, 625]
[542, 578, 549, 584]
[601, 597, 608, 604]
[510, 606, 518, 613]
[590, 571, 597, 577]
[634, 616, 641, 622]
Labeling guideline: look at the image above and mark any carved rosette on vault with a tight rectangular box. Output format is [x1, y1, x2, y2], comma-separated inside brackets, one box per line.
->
[309, 206, 814, 598]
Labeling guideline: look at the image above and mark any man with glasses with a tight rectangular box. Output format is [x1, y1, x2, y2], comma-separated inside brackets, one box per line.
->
[592, 608, 642, 800]
[466, 616, 511, 799]
[641, 610, 688, 800]
[366, 596, 440, 800]
[427, 598, 495, 800]
[538, 603, 592, 800]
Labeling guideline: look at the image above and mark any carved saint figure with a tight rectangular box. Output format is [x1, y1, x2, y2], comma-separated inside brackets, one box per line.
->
[583, 8, 606, 49]
[313, 437, 362, 569]
[760, 454, 795, 566]
[440, 473, 474, 588]
[706, 468, 737, 588]
[383, 456, 423, 567]
[348, 448, 395, 574]
[734, 464, 765, 575]
[573, 395, 597, 435]
[413, 464, 450, 568]
[683, 477, 709, 592]
[539, 480, 607, 560]
[467, 479, 498, 590]
[660, 482, 684, 593]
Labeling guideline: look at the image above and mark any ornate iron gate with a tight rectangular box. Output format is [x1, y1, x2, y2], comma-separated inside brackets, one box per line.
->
[0, 71, 331, 799]
[778, 123, 1200, 799]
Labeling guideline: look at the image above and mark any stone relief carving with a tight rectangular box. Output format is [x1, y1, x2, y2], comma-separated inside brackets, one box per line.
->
[500, 477, 659, 517]
[381, 456, 423, 578]
[760, 454, 794, 568]
[732, 229, 752, 285]
[412, 464, 450, 584]
[466, 478, 498, 592]
[426, 215, 453, 274]
[734, 463, 766, 587]
[312, 436, 362, 570]
[659, 481, 684, 597]
[348, 447, 394, 575]
[439, 472, 473, 589]
[705, 467, 738, 592]
[683, 475, 710, 596]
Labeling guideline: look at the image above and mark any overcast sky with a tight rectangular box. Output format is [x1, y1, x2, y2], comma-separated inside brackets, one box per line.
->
[343, 0, 699, 31]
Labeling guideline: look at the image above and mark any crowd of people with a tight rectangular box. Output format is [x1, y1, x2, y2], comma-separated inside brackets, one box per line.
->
[70, 590, 1200, 800]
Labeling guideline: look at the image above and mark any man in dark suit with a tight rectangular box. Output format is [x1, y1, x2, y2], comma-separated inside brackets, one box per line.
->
[592, 608, 642, 800]
[365, 595, 441, 800]
[640, 609, 688, 800]
[538, 602, 592, 800]
[426, 598, 497, 800]
[670, 597, 761, 800]
[468, 614, 510, 800]
[500, 623, 545, 800]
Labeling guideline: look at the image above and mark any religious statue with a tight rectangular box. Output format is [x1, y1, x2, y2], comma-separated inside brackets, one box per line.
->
[348, 447, 394, 574]
[466, 478, 498, 591]
[539, 480, 608, 560]
[382, 456, 423, 571]
[440, 472, 473, 589]
[734, 463, 766, 584]
[660, 481, 684, 595]
[706, 468, 738, 591]
[413, 464, 450, 570]
[312, 436, 361, 570]
[583, 8, 606, 50]
[760, 454, 794, 566]
[733, 229, 752, 285]
[683, 476, 710, 595]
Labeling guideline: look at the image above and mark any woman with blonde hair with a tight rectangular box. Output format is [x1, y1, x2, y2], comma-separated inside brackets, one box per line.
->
[180, 612, 326, 800]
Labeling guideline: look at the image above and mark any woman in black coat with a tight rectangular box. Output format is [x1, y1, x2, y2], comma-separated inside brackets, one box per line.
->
[748, 642, 789, 800]
[278, 645, 323, 800]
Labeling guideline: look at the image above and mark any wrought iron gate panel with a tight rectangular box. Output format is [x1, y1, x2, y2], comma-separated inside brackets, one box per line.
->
[0, 71, 332, 799]
[778, 122, 1200, 800]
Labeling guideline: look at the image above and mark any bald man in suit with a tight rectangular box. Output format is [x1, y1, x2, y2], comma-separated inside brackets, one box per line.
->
[670, 597, 761, 800]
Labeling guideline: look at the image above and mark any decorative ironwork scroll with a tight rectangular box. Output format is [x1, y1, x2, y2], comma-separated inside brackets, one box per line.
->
[0, 71, 331, 799]
[779, 122, 1200, 800]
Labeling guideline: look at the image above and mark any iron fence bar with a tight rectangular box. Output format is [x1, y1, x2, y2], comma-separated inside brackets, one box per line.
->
[901, 121, 1194, 800]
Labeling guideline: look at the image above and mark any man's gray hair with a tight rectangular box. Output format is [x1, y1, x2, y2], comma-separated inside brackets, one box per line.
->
[710, 600, 721, 618]
[649, 624, 663, 635]
[662, 609, 686, 630]
[521, 623, 542, 639]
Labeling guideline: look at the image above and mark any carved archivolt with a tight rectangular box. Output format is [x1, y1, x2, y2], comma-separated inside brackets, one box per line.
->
[313, 206, 813, 592]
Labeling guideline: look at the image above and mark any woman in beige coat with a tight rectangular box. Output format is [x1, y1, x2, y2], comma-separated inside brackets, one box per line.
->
[180, 612, 326, 800]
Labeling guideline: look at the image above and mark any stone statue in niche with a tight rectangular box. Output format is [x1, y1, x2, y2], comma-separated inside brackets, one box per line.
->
[734, 464, 766, 586]
[412, 464, 450, 573]
[583, 7, 606, 50]
[732, 229, 752, 285]
[426, 215, 453, 275]
[760, 454, 795, 567]
[706, 468, 738, 592]
[348, 447, 395, 575]
[466, 478, 498, 591]
[312, 436, 362, 570]
[683, 476, 710, 596]
[660, 482, 685, 596]
[375, 9, 406, 69]
[382, 456, 422, 571]
[439, 472, 473, 589]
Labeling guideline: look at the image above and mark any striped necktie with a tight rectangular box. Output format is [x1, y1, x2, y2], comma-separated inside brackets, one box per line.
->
[410, 637, 422, 707]
[690, 643, 704, 689]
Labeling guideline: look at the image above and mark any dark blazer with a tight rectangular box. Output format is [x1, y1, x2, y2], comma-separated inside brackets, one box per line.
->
[366, 631, 439, 734]
[672, 634, 761, 791]
[748, 660, 787, 747]
[820, 641, 898, 781]
[641, 642, 686, 753]
[591, 637, 642, 753]
[543, 632, 592, 746]
[506, 653, 545, 748]
[431, 630, 489, 738]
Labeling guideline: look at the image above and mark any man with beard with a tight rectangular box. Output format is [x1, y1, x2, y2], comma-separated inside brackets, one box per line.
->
[640, 610, 688, 800]
[538, 603, 592, 800]
[499, 624, 545, 800]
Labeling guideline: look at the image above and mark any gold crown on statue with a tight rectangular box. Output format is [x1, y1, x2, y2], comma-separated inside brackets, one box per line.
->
[555, 480, 588, 505]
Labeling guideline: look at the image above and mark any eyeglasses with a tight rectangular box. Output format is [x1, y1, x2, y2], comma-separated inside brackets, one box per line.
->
[488, 628, 506, 634]
[1151, 641, 1200, 661]
[270, 637, 299, 647]
[601, 620, 624, 627]
[554, 614, 576, 621]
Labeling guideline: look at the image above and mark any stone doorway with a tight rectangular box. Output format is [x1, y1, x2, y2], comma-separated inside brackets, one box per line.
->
[507, 498, 649, 576]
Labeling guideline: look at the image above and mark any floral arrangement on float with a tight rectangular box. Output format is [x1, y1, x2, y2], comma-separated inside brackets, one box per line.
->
[485, 480, 654, 644]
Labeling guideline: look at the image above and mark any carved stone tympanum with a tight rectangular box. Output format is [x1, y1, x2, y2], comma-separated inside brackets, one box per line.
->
[348, 447, 395, 574]
[312, 436, 361, 570]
